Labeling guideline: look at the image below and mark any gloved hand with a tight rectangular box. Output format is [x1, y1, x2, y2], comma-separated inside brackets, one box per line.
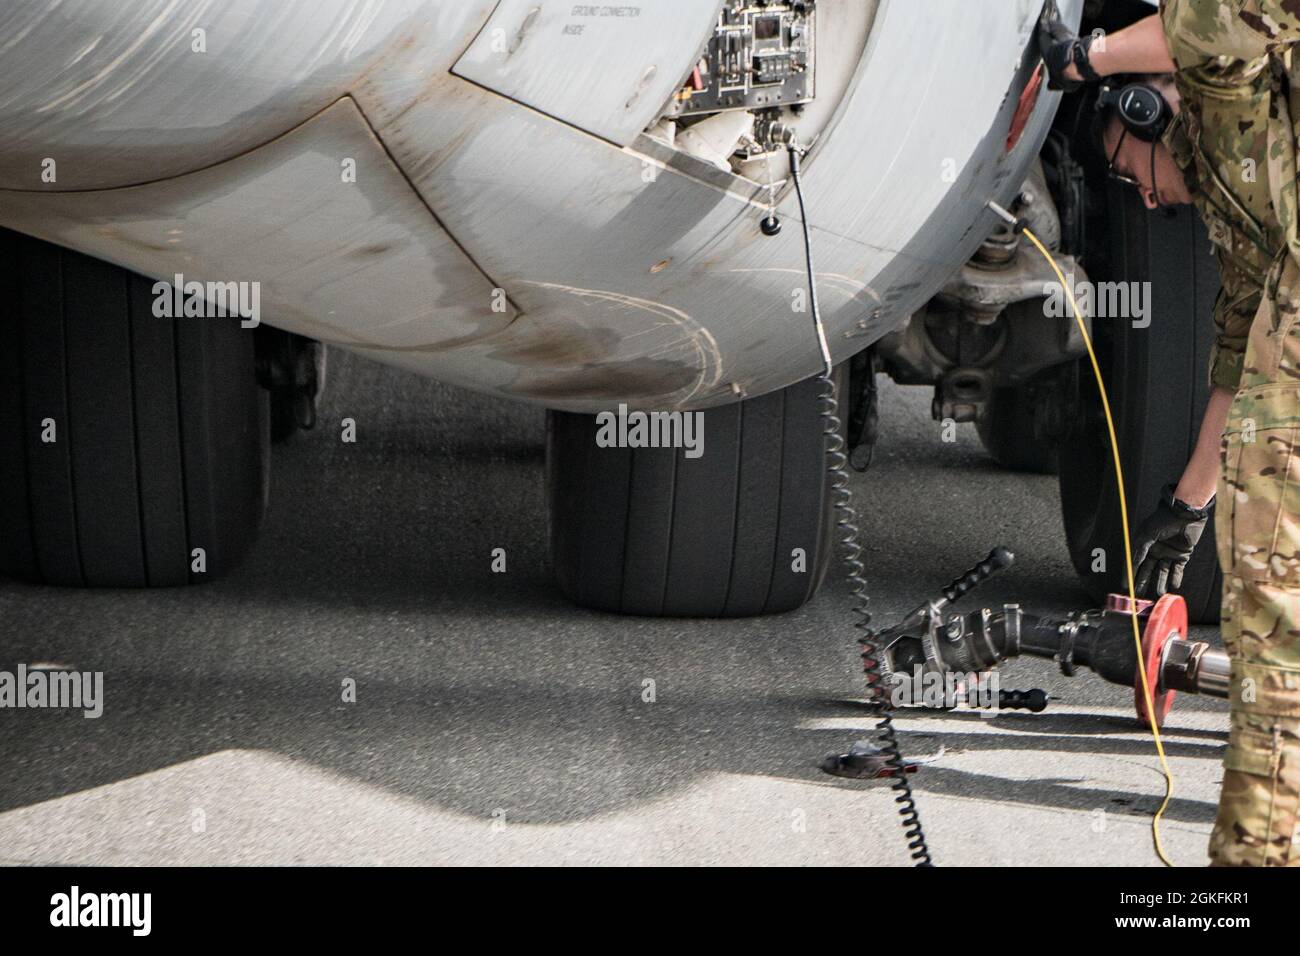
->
[1131, 484, 1212, 599]
[1038, 0, 1100, 92]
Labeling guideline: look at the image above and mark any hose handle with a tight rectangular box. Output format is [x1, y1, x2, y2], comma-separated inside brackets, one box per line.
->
[940, 546, 1015, 605]
[997, 688, 1049, 713]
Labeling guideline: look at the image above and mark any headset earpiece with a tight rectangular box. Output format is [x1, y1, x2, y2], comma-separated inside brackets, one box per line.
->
[1095, 78, 1171, 143]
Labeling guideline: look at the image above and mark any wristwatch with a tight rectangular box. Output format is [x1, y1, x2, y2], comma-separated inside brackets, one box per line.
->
[1072, 33, 1103, 85]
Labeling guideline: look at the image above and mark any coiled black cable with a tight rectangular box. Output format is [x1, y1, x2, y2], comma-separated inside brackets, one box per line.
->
[787, 145, 932, 866]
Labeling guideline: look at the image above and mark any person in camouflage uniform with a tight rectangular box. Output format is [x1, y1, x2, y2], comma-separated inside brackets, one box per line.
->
[1160, 0, 1300, 869]
[1163, 59, 1277, 397]
[1045, 0, 1300, 864]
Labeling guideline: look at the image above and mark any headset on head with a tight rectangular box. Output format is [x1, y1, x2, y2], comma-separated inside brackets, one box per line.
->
[1094, 76, 1173, 143]
[1087, 76, 1175, 204]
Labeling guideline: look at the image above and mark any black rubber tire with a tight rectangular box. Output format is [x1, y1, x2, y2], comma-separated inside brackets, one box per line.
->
[1058, 191, 1223, 623]
[0, 229, 269, 587]
[546, 374, 840, 617]
[977, 377, 1058, 474]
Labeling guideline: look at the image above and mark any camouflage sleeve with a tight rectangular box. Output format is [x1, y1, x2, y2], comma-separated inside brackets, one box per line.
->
[1208, 261, 1259, 391]
[1162, 0, 1300, 67]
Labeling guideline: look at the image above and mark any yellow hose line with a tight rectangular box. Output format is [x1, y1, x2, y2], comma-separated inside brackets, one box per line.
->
[1021, 227, 1177, 867]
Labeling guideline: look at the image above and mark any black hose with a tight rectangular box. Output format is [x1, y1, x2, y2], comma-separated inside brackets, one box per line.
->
[788, 146, 932, 866]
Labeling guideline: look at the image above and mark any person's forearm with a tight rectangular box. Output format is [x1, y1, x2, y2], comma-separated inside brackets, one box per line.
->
[1175, 386, 1235, 509]
[1064, 14, 1175, 80]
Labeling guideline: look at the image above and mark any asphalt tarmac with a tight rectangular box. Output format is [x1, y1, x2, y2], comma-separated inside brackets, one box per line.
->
[0, 351, 1227, 866]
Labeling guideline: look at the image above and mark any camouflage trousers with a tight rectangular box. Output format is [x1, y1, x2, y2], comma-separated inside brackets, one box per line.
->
[1211, 254, 1300, 866]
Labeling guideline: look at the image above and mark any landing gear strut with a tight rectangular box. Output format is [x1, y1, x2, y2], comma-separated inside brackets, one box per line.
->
[256, 329, 326, 442]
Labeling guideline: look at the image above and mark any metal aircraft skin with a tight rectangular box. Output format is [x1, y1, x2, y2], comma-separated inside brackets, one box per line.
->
[0, 1, 1080, 412]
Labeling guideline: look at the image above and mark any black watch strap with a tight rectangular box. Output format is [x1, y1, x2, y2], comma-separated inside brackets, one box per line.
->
[1072, 35, 1103, 84]
[1163, 483, 1213, 521]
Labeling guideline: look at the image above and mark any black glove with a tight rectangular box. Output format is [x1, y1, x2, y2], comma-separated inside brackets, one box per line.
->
[1038, 0, 1102, 93]
[1131, 484, 1212, 599]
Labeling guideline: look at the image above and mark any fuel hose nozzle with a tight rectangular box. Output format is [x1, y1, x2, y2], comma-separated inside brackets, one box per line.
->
[876, 547, 1230, 728]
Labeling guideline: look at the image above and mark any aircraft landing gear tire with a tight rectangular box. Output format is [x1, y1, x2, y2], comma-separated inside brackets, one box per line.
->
[0, 229, 269, 588]
[977, 373, 1059, 475]
[546, 372, 843, 617]
[1057, 192, 1222, 624]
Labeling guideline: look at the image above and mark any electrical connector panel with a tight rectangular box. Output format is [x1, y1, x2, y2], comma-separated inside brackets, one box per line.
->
[669, 2, 816, 117]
